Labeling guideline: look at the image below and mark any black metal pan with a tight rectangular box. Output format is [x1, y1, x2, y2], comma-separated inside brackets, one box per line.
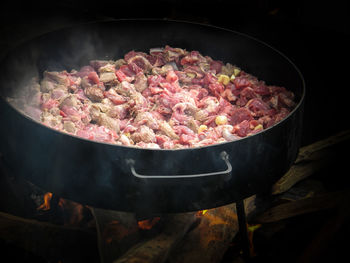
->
[0, 19, 305, 213]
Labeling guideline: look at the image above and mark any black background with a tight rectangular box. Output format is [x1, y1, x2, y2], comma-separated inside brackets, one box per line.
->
[1, 0, 349, 146]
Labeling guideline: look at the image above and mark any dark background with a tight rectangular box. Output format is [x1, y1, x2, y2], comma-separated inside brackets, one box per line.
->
[1, 0, 349, 146]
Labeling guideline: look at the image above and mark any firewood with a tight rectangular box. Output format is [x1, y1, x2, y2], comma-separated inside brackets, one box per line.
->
[113, 212, 196, 263]
[278, 179, 325, 202]
[272, 129, 350, 195]
[253, 190, 350, 224]
[89, 207, 140, 263]
[168, 203, 246, 263]
[271, 159, 330, 195]
[0, 211, 98, 262]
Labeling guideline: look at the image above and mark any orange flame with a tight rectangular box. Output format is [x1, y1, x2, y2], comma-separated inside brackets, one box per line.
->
[247, 223, 262, 257]
[137, 217, 161, 230]
[37, 192, 53, 211]
[196, 209, 208, 217]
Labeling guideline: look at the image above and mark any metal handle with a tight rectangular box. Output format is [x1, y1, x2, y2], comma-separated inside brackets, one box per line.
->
[125, 151, 232, 179]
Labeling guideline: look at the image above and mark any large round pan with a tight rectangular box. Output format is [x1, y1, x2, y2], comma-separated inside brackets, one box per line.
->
[0, 20, 305, 214]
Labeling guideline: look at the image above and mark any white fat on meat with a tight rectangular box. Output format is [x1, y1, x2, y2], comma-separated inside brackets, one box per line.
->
[134, 111, 159, 130]
[41, 111, 63, 128]
[99, 72, 118, 84]
[136, 142, 160, 149]
[119, 134, 133, 146]
[195, 96, 219, 121]
[59, 94, 80, 109]
[133, 72, 148, 92]
[98, 63, 115, 73]
[158, 121, 179, 140]
[115, 81, 136, 97]
[107, 104, 128, 119]
[220, 125, 240, 141]
[63, 121, 76, 133]
[84, 85, 104, 102]
[51, 88, 68, 100]
[130, 92, 149, 111]
[202, 96, 220, 112]
[97, 113, 120, 134]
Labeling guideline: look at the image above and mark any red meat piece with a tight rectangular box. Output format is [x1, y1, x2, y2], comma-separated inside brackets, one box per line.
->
[115, 69, 133, 82]
[240, 87, 258, 100]
[180, 51, 201, 65]
[76, 66, 95, 78]
[233, 120, 251, 137]
[104, 90, 127, 105]
[229, 108, 253, 126]
[88, 72, 100, 84]
[233, 76, 252, 89]
[246, 98, 270, 114]
[253, 84, 270, 95]
[41, 98, 59, 110]
[210, 60, 223, 74]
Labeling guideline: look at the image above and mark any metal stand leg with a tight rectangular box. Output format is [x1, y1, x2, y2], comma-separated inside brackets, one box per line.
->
[236, 199, 251, 260]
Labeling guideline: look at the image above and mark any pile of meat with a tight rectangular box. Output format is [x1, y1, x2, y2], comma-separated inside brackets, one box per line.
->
[21, 46, 296, 149]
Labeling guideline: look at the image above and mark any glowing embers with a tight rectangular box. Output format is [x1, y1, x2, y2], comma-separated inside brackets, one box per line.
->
[196, 209, 208, 216]
[36, 192, 53, 211]
[36, 191, 91, 227]
[247, 223, 262, 256]
[103, 220, 138, 244]
[58, 198, 88, 226]
[137, 217, 161, 230]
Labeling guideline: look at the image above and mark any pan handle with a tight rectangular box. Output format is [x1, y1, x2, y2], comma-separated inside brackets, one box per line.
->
[125, 151, 232, 179]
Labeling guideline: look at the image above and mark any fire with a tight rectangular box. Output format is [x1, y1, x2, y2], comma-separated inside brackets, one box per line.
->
[247, 223, 262, 256]
[137, 217, 161, 230]
[196, 209, 208, 217]
[37, 192, 53, 211]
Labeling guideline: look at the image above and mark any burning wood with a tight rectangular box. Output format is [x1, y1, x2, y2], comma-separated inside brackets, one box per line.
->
[58, 198, 89, 227]
[247, 223, 262, 256]
[114, 213, 196, 263]
[196, 209, 208, 216]
[36, 192, 53, 211]
[103, 220, 133, 244]
[35, 190, 93, 227]
[168, 204, 240, 263]
[137, 217, 161, 230]
[89, 208, 140, 263]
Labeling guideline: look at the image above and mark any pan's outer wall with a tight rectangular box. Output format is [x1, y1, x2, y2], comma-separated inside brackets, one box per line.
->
[0, 20, 305, 213]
